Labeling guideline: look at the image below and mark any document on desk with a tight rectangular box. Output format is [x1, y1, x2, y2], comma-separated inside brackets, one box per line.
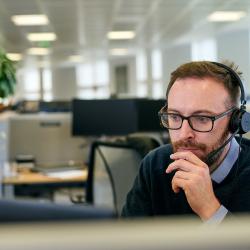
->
[44, 169, 85, 179]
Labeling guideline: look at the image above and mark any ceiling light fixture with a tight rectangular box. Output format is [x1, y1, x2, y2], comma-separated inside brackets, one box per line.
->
[12, 15, 49, 26]
[6, 53, 22, 61]
[107, 31, 135, 40]
[208, 11, 246, 22]
[27, 32, 57, 41]
[27, 48, 50, 55]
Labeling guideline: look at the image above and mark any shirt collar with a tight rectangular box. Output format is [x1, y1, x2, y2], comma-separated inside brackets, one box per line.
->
[211, 137, 240, 184]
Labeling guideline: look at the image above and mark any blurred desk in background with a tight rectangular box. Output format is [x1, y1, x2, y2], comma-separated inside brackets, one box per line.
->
[2, 166, 88, 203]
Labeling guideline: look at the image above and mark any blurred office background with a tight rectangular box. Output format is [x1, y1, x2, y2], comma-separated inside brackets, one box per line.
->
[1, 0, 250, 208]
[0, 0, 250, 101]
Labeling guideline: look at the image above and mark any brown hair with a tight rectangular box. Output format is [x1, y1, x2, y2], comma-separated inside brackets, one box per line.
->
[166, 61, 242, 107]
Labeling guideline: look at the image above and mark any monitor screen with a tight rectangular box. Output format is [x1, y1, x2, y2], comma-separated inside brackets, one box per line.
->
[72, 99, 165, 136]
[136, 99, 166, 132]
[39, 101, 71, 112]
[0, 199, 115, 222]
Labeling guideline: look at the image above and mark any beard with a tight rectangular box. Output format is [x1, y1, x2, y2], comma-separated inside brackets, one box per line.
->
[171, 128, 230, 168]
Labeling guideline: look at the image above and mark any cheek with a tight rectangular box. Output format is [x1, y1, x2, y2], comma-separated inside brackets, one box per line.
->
[169, 130, 181, 141]
[212, 120, 230, 137]
[204, 123, 229, 147]
[169, 129, 215, 147]
[195, 134, 214, 146]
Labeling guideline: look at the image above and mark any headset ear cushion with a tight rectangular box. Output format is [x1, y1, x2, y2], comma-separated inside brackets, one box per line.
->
[229, 108, 250, 134]
[240, 110, 250, 134]
[229, 108, 241, 133]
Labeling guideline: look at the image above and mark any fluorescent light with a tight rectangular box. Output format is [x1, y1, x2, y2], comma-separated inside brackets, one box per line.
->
[110, 48, 129, 56]
[27, 48, 50, 55]
[27, 32, 57, 41]
[6, 53, 22, 61]
[68, 55, 84, 62]
[208, 11, 246, 22]
[12, 15, 49, 26]
[107, 31, 135, 40]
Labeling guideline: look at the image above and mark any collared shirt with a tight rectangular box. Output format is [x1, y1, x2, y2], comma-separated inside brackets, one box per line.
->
[206, 137, 240, 224]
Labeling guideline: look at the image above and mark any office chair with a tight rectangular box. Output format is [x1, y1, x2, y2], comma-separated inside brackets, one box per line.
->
[86, 137, 161, 216]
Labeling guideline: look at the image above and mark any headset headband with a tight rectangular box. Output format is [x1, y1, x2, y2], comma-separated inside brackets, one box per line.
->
[210, 61, 246, 106]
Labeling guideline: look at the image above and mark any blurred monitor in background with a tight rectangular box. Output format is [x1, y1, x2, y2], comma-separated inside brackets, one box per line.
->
[72, 98, 165, 136]
[14, 100, 71, 113]
[39, 101, 71, 112]
[0, 199, 114, 222]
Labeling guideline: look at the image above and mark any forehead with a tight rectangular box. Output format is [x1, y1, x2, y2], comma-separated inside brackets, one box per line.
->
[168, 77, 230, 113]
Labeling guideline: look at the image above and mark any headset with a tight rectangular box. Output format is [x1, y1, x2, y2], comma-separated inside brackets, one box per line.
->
[211, 62, 250, 135]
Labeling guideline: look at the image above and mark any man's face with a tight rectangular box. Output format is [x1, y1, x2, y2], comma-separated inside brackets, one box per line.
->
[167, 77, 232, 165]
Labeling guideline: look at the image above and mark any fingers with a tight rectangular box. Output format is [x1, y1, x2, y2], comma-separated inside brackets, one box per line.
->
[166, 159, 195, 173]
[172, 175, 185, 193]
[170, 151, 206, 167]
[172, 171, 193, 193]
[174, 170, 193, 180]
[166, 151, 208, 174]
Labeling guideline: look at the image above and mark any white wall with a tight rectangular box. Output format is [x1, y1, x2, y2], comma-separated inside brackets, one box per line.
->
[217, 29, 250, 94]
[162, 44, 192, 94]
[51, 67, 77, 100]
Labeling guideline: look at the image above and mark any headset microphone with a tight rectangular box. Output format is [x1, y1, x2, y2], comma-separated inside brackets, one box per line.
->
[205, 129, 239, 167]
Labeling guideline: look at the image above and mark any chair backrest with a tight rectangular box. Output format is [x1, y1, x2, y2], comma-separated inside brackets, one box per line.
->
[86, 141, 143, 215]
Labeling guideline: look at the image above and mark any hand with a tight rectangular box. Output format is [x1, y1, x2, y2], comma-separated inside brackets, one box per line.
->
[166, 151, 220, 220]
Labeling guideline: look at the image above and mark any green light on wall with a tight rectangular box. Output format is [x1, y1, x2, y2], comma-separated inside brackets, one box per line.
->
[37, 41, 51, 48]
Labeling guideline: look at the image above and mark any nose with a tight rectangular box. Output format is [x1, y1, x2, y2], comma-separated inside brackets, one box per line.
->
[178, 119, 195, 140]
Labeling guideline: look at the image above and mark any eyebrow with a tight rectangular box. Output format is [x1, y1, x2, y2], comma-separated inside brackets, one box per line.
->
[167, 109, 217, 116]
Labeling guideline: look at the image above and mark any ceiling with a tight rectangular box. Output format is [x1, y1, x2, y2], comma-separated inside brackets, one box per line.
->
[0, 0, 250, 67]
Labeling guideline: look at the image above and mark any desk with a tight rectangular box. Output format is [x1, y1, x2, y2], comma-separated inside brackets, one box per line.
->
[3, 168, 88, 185]
[1, 216, 250, 250]
[2, 167, 88, 202]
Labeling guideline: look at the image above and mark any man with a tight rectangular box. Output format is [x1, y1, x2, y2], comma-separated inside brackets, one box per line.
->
[122, 61, 250, 222]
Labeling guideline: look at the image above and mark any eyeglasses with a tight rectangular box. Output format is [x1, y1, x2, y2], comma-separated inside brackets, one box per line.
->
[158, 106, 236, 132]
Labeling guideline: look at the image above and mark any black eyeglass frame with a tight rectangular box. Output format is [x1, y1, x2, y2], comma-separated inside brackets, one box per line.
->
[158, 106, 237, 132]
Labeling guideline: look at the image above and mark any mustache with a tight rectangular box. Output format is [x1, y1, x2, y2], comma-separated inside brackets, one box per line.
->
[172, 140, 207, 151]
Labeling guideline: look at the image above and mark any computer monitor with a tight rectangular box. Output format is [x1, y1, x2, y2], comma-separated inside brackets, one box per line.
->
[39, 101, 71, 112]
[72, 98, 165, 136]
[0, 199, 115, 222]
[136, 99, 166, 132]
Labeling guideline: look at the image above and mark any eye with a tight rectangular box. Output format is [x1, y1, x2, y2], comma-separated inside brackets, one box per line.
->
[193, 116, 211, 124]
[168, 113, 181, 122]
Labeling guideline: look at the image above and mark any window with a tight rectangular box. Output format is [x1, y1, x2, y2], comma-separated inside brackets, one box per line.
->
[23, 68, 40, 100]
[42, 68, 53, 101]
[76, 60, 110, 99]
[191, 39, 217, 61]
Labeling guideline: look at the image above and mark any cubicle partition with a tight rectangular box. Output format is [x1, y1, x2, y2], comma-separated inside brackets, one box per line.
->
[8, 112, 87, 166]
[0, 112, 89, 201]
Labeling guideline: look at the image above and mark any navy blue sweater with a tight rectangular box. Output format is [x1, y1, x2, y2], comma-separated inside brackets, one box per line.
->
[122, 138, 250, 218]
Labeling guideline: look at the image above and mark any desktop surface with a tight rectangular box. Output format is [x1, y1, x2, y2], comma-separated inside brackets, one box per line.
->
[0, 216, 250, 250]
[2, 168, 87, 185]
